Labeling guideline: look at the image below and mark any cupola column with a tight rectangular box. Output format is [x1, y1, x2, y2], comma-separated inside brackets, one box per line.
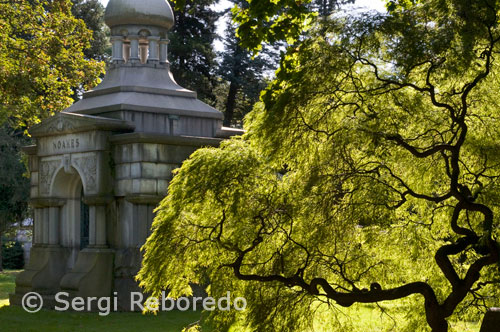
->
[129, 35, 140, 63]
[148, 36, 160, 63]
[159, 38, 170, 64]
[110, 36, 124, 63]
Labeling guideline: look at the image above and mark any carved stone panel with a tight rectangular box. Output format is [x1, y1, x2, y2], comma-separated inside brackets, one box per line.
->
[39, 159, 62, 195]
[72, 154, 98, 194]
[47, 118, 76, 134]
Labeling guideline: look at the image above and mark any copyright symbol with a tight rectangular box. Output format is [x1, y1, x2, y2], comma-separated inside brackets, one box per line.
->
[22, 292, 43, 313]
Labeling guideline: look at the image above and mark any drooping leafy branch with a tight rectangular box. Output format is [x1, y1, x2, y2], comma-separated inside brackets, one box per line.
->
[139, 1, 500, 332]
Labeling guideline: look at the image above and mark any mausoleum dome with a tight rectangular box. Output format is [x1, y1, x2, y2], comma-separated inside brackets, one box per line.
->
[104, 0, 175, 30]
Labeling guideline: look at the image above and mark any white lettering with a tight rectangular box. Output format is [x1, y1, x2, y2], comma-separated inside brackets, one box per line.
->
[218, 292, 231, 311]
[176, 297, 190, 311]
[130, 292, 144, 311]
[203, 297, 215, 311]
[54, 292, 70, 311]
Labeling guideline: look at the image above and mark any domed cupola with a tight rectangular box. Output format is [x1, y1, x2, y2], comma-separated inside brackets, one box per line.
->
[104, 0, 175, 64]
[65, 0, 226, 137]
[104, 0, 174, 64]
[105, 0, 175, 30]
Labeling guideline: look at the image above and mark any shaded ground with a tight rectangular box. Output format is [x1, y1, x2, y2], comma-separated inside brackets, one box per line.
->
[0, 306, 203, 332]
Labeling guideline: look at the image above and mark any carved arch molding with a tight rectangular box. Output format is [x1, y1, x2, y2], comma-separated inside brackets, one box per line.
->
[39, 153, 98, 196]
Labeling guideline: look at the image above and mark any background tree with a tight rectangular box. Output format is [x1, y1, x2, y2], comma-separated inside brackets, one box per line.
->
[71, 0, 110, 62]
[0, 0, 104, 128]
[308, 0, 354, 16]
[168, 0, 219, 105]
[0, 0, 106, 270]
[217, 17, 270, 127]
[138, 1, 500, 332]
[0, 126, 30, 272]
[216, 0, 350, 127]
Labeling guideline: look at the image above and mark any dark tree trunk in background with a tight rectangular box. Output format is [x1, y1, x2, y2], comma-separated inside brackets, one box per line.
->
[0, 234, 3, 272]
[223, 81, 239, 127]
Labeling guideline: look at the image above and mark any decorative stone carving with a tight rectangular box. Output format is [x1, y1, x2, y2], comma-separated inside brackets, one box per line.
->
[47, 118, 76, 134]
[63, 154, 75, 174]
[39, 159, 62, 195]
[73, 154, 98, 193]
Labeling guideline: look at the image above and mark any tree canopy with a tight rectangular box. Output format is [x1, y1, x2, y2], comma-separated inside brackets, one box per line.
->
[71, 0, 109, 62]
[217, 9, 271, 127]
[140, 0, 500, 331]
[168, 0, 220, 105]
[0, 0, 104, 128]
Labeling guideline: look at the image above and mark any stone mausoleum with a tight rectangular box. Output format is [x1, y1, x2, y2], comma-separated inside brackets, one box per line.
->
[10, 0, 241, 309]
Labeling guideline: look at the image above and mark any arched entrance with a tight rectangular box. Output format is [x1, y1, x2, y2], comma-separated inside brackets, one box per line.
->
[50, 165, 89, 268]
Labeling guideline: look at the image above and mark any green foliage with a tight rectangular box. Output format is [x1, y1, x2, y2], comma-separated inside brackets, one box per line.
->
[71, 0, 110, 62]
[0, 125, 30, 272]
[217, 4, 274, 127]
[1, 241, 24, 270]
[139, 1, 500, 331]
[0, 126, 30, 233]
[168, 0, 219, 105]
[0, 0, 105, 128]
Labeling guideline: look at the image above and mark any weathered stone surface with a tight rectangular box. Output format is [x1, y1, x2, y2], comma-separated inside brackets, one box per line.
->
[116, 163, 131, 179]
[105, 0, 175, 30]
[60, 248, 114, 298]
[131, 179, 157, 195]
[116, 179, 132, 196]
[38, 131, 108, 157]
[12, 247, 69, 296]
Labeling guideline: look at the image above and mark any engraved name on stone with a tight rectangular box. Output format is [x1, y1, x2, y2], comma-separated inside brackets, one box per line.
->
[52, 138, 80, 151]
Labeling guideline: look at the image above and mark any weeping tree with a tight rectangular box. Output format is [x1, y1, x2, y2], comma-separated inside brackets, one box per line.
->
[138, 1, 500, 331]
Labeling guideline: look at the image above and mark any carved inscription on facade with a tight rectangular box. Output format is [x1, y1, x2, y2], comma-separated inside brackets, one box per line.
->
[52, 138, 80, 152]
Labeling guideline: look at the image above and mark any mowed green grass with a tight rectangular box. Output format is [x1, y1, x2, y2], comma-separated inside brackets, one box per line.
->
[0, 270, 204, 332]
[0, 306, 204, 332]
[0, 270, 481, 332]
[0, 270, 19, 307]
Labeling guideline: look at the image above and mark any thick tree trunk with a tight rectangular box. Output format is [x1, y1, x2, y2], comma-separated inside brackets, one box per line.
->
[430, 323, 448, 332]
[426, 304, 448, 332]
[223, 80, 239, 127]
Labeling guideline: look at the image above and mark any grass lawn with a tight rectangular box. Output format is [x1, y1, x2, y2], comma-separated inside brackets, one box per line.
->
[0, 306, 204, 332]
[0, 270, 204, 332]
[0, 270, 20, 307]
[0, 270, 481, 332]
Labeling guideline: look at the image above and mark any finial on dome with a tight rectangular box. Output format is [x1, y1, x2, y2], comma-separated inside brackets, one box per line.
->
[105, 0, 175, 30]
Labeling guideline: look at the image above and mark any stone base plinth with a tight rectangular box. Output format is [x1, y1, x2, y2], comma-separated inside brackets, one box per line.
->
[60, 248, 114, 298]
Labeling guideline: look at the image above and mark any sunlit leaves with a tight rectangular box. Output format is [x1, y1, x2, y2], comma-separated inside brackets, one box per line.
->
[139, 1, 500, 331]
[0, 0, 105, 128]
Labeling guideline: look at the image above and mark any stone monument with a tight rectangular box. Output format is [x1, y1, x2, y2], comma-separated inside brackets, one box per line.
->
[10, 0, 241, 309]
